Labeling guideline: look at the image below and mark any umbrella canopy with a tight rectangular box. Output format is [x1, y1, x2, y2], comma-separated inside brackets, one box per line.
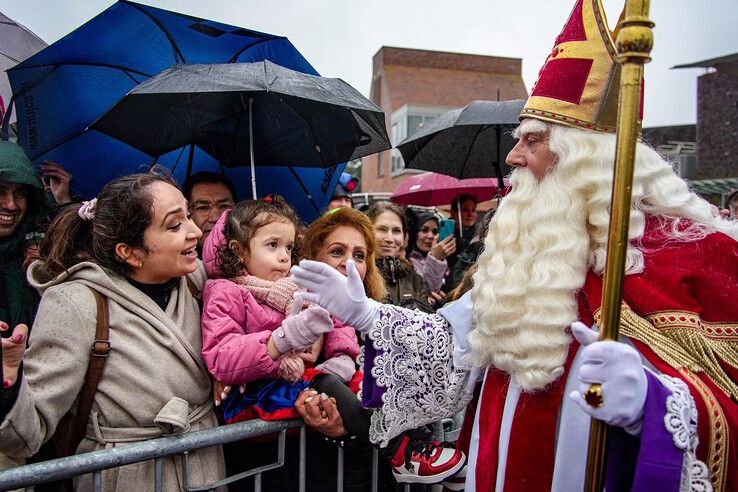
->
[396, 99, 525, 183]
[90, 61, 390, 174]
[391, 172, 509, 207]
[0, 11, 46, 126]
[5, 0, 339, 221]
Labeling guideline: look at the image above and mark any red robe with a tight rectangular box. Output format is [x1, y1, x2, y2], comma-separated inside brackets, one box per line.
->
[456, 218, 738, 491]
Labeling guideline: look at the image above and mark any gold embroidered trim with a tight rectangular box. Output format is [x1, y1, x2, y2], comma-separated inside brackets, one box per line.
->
[593, 306, 738, 400]
[679, 369, 727, 491]
[648, 311, 738, 341]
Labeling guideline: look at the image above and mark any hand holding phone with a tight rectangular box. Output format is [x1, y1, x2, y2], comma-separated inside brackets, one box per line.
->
[438, 218, 455, 241]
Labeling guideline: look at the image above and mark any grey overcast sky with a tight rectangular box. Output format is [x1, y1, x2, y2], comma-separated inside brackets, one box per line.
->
[3, 0, 737, 127]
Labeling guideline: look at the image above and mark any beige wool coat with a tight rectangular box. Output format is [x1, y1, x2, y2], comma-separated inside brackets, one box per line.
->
[0, 260, 225, 491]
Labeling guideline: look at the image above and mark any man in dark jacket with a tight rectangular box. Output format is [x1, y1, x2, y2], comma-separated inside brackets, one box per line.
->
[0, 141, 50, 334]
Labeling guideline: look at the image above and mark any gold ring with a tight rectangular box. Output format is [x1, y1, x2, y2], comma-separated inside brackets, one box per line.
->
[583, 383, 604, 408]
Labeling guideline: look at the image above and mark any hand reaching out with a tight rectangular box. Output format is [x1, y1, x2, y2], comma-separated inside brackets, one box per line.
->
[291, 259, 379, 333]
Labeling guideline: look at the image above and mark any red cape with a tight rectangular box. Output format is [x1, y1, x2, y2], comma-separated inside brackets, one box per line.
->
[455, 217, 738, 491]
[580, 217, 738, 491]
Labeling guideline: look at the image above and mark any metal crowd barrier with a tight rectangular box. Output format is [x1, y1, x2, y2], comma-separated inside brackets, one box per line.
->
[0, 419, 303, 492]
[0, 414, 463, 492]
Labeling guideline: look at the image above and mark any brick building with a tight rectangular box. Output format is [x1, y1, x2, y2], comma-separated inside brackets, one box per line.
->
[673, 53, 738, 201]
[361, 47, 528, 193]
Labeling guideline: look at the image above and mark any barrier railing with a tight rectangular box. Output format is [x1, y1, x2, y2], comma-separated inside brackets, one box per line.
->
[0, 414, 462, 491]
[0, 419, 303, 492]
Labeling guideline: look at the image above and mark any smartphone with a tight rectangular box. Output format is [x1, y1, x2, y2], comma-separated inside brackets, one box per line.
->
[438, 219, 455, 241]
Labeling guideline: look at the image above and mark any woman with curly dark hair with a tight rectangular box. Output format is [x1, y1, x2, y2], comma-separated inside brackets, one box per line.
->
[0, 170, 225, 490]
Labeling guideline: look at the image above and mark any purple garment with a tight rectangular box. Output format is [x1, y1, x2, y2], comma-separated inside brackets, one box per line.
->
[606, 370, 684, 492]
[408, 250, 448, 292]
[361, 325, 386, 408]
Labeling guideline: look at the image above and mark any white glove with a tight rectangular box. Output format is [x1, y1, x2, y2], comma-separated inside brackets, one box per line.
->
[568, 321, 647, 436]
[290, 259, 379, 333]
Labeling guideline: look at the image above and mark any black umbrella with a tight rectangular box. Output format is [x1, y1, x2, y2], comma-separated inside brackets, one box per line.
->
[396, 99, 525, 188]
[91, 61, 390, 198]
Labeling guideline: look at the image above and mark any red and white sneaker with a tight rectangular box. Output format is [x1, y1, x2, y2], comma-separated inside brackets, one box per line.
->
[390, 436, 466, 484]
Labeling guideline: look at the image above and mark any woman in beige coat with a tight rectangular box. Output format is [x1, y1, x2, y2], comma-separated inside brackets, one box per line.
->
[0, 171, 225, 490]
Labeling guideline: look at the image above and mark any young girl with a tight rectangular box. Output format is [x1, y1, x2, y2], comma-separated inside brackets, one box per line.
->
[297, 208, 466, 485]
[200, 196, 357, 424]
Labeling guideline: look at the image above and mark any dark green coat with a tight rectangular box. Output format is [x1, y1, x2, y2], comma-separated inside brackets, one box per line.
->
[0, 141, 48, 329]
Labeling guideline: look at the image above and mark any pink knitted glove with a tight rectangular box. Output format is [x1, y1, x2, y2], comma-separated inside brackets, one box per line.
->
[316, 355, 357, 383]
[238, 276, 300, 315]
[271, 305, 334, 354]
[279, 353, 306, 382]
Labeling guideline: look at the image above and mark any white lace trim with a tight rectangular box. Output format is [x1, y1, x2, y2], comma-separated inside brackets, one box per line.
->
[659, 374, 712, 492]
[363, 305, 472, 447]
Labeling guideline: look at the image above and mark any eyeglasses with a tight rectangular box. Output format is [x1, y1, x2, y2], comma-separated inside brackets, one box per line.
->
[189, 200, 234, 214]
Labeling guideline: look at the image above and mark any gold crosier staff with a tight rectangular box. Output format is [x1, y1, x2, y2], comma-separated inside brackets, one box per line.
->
[583, 1, 654, 490]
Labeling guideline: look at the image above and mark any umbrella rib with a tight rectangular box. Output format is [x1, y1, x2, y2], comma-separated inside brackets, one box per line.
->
[287, 165, 321, 215]
[26, 129, 100, 161]
[9, 60, 153, 80]
[456, 125, 484, 179]
[124, 1, 186, 63]
[227, 38, 287, 64]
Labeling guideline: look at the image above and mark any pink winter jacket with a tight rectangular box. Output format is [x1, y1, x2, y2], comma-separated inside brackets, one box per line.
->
[200, 211, 359, 385]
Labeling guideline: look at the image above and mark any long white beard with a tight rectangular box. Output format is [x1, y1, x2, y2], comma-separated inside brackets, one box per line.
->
[468, 165, 591, 392]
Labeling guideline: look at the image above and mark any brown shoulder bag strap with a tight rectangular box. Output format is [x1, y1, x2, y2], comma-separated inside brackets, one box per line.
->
[186, 276, 203, 308]
[57, 289, 110, 456]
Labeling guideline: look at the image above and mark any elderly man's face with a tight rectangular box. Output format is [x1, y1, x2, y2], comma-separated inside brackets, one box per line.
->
[506, 119, 558, 181]
[0, 182, 28, 237]
[188, 182, 234, 245]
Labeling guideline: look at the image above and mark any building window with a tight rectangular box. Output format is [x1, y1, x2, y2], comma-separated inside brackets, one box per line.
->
[389, 105, 447, 176]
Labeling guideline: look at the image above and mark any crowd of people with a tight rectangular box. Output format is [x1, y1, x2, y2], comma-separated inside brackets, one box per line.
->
[0, 137, 488, 491]
[1, 2, 738, 491]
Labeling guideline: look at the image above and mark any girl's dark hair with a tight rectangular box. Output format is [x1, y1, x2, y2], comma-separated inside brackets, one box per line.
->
[218, 195, 300, 278]
[41, 169, 178, 278]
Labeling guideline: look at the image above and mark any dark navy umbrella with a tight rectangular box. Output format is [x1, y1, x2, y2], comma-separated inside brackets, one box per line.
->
[91, 62, 390, 199]
[5, 0, 340, 221]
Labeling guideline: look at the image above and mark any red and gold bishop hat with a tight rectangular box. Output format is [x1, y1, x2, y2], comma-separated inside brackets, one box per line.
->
[521, 0, 640, 133]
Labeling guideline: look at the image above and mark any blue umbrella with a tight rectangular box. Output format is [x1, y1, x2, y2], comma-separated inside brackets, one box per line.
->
[4, 0, 341, 221]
